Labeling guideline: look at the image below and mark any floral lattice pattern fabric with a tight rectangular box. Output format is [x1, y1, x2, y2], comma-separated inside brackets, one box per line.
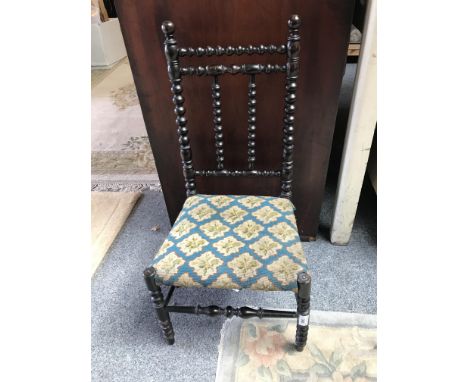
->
[150, 194, 308, 291]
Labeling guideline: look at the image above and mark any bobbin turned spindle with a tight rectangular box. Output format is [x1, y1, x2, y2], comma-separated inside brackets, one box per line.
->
[280, 14, 301, 199]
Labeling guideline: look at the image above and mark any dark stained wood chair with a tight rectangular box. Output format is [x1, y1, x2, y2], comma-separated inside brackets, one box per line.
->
[143, 14, 312, 351]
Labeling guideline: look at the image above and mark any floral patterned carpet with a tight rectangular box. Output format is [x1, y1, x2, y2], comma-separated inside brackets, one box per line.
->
[216, 312, 376, 382]
[91, 58, 160, 191]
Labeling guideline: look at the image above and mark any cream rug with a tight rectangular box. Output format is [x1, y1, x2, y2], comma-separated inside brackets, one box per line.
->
[216, 311, 376, 382]
[91, 192, 141, 275]
[91, 58, 160, 191]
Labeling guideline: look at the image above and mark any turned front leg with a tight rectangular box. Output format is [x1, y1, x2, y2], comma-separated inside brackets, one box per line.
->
[295, 271, 311, 351]
[143, 268, 175, 345]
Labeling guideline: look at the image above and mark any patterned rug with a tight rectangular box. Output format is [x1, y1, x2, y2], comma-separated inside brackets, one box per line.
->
[216, 311, 376, 382]
[91, 58, 160, 191]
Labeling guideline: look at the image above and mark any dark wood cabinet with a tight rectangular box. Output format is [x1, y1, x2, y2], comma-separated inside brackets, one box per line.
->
[115, 0, 354, 240]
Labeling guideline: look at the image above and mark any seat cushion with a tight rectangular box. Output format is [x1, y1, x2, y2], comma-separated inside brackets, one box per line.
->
[149, 194, 308, 292]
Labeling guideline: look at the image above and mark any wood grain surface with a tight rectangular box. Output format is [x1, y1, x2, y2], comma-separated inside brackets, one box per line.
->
[115, 0, 354, 239]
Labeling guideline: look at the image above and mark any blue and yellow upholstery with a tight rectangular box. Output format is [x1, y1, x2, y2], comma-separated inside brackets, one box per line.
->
[149, 194, 308, 292]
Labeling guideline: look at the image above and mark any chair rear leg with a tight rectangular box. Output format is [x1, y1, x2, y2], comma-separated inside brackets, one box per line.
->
[144, 268, 175, 345]
[295, 271, 311, 351]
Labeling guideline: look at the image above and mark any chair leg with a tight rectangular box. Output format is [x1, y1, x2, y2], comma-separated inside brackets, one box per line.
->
[295, 271, 311, 351]
[143, 268, 175, 345]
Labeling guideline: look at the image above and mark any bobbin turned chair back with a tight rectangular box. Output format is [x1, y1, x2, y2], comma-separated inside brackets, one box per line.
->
[161, 15, 301, 199]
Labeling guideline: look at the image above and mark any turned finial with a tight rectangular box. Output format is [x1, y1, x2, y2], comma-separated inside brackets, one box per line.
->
[162, 20, 175, 35]
[143, 267, 156, 278]
[297, 272, 310, 284]
[288, 14, 301, 29]
[297, 272, 311, 298]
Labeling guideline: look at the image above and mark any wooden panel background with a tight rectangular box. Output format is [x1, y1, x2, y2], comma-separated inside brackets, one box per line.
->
[115, 0, 354, 240]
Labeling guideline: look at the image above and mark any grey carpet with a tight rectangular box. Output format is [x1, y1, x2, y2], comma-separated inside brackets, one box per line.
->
[91, 181, 376, 382]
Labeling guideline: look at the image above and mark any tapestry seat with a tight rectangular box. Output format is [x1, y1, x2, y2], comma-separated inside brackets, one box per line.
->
[149, 194, 308, 292]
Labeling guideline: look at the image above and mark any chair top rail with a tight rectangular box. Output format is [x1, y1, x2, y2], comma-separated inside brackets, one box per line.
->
[178, 44, 287, 57]
[180, 63, 286, 76]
